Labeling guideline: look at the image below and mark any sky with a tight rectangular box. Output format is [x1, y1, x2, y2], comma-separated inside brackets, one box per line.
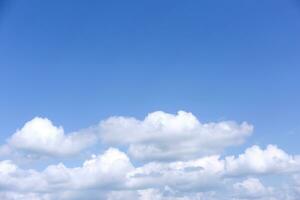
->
[0, 0, 300, 199]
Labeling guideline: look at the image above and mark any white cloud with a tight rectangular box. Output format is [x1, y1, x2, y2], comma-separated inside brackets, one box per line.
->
[0, 111, 253, 160]
[233, 178, 274, 199]
[127, 155, 224, 191]
[0, 192, 48, 200]
[0, 160, 17, 174]
[0, 145, 300, 200]
[7, 117, 97, 157]
[292, 174, 300, 195]
[225, 145, 300, 176]
[0, 111, 300, 200]
[100, 111, 253, 161]
[107, 189, 217, 200]
[44, 148, 133, 190]
[0, 148, 133, 196]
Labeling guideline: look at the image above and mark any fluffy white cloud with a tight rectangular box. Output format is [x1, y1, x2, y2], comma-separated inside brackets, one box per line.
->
[0, 111, 300, 200]
[100, 111, 253, 161]
[233, 178, 274, 199]
[7, 117, 97, 156]
[0, 160, 17, 174]
[0, 145, 300, 200]
[44, 148, 133, 190]
[0, 153, 221, 200]
[127, 155, 224, 192]
[0, 111, 253, 160]
[225, 145, 300, 176]
[0, 148, 133, 196]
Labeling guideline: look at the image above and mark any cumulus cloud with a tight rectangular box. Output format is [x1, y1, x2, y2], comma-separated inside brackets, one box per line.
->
[0, 149, 222, 200]
[0, 111, 253, 160]
[0, 111, 299, 200]
[100, 111, 253, 161]
[7, 117, 97, 156]
[233, 178, 274, 199]
[127, 155, 224, 192]
[45, 148, 133, 190]
[225, 145, 300, 176]
[0, 145, 300, 200]
[0, 148, 133, 193]
[127, 145, 300, 192]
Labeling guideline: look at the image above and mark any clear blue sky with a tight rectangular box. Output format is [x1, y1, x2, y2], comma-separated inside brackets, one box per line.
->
[0, 0, 299, 154]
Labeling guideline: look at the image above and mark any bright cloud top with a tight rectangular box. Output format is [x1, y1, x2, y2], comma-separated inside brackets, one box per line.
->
[0, 145, 300, 200]
[8, 117, 96, 156]
[225, 144, 300, 176]
[100, 111, 253, 161]
[0, 111, 299, 200]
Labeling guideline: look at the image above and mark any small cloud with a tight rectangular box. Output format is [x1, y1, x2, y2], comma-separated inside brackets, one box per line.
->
[7, 117, 97, 157]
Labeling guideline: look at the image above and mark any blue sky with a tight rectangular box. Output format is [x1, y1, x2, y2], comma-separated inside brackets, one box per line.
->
[1, 0, 300, 151]
[0, 1, 300, 199]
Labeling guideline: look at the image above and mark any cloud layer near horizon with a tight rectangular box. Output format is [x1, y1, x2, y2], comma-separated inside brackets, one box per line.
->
[0, 111, 299, 200]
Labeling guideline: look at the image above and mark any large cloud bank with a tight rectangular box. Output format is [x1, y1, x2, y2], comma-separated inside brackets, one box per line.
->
[0, 111, 299, 200]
